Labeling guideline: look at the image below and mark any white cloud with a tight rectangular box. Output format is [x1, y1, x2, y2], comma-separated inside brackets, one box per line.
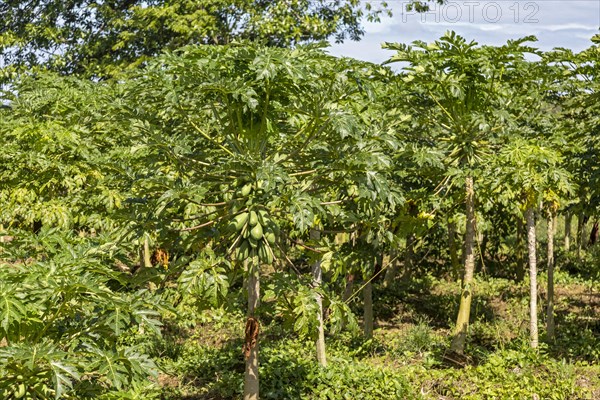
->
[328, 0, 600, 63]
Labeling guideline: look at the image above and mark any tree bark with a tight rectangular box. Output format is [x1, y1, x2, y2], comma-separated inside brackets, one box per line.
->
[450, 176, 476, 354]
[342, 274, 354, 302]
[312, 260, 327, 366]
[577, 212, 587, 258]
[310, 230, 327, 367]
[546, 211, 555, 341]
[383, 251, 398, 287]
[564, 212, 572, 252]
[363, 276, 373, 339]
[141, 235, 152, 269]
[244, 257, 260, 400]
[448, 219, 461, 280]
[589, 221, 599, 245]
[401, 233, 415, 282]
[526, 207, 538, 348]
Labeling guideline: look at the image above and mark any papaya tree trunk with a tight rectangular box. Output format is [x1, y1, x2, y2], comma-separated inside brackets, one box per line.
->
[363, 275, 373, 339]
[564, 212, 572, 252]
[141, 235, 152, 269]
[448, 219, 461, 280]
[547, 211, 555, 341]
[577, 212, 586, 258]
[450, 176, 476, 354]
[312, 260, 327, 366]
[525, 207, 538, 348]
[383, 251, 398, 287]
[401, 233, 415, 282]
[310, 230, 327, 367]
[244, 257, 260, 400]
[342, 273, 354, 302]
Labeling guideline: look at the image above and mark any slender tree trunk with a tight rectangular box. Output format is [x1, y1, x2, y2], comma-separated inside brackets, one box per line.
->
[312, 261, 327, 366]
[401, 233, 415, 282]
[448, 219, 461, 280]
[564, 212, 572, 252]
[244, 258, 260, 400]
[547, 211, 556, 341]
[525, 207, 538, 349]
[450, 176, 476, 354]
[577, 212, 586, 258]
[383, 251, 398, 287]
[516, 217, 525, 282]
[141, 235, 152, 269]
[589, 221, 599, 246]
[363, 275, 373, 339]
[343, 274, 354, 302]
[310, 230, 327, 367]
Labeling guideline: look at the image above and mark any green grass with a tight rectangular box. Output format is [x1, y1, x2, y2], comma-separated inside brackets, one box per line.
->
[151, 273, 600, 399]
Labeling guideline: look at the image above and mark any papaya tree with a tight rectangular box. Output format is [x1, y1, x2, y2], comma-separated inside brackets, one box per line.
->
[121, 43, 398, 398]
[492, 137, 573, 347]
[384, 32, 537, 354]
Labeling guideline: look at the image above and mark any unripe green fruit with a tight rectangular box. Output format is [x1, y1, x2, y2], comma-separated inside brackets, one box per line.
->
[250, 223, 263, 240]
[233, 212, 249, 231]
[237, 240, 250, 261]
[249, 211, 259, 227]
[265, 231, 276, 245]
[241, 183, 253, 197]
[249, 237, 259, 248]
[258, 209, 270, 225]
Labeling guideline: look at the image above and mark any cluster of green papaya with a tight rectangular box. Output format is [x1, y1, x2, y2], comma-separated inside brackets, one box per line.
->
[229, 209, 278, 264]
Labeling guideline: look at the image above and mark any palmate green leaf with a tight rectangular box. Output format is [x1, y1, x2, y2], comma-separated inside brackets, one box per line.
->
[178, 256, 230, 308]
[50, 360, 80, 399]
[83, 345, 130, 390]
[0, 341, 80, 399]
[103, 303, 128, 337]
[133, 309, 163, 337]
[289, 193, 323, 233]
[0, 283, 27, 334]
[291, 286, 320, 339]
[83, 344, 157, 390]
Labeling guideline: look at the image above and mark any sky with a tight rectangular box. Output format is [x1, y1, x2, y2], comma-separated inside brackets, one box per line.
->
[328, 0, 600, 64]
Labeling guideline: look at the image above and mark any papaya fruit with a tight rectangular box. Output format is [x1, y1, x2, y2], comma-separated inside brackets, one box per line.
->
[237, 240, 250, 261]
[233, 212, 249, 231]
[241, 183, 253, 197]
[265, 230, 276, 245]
[249, 237, 259, 248]
[249, 211, 259, 226]
[250, 223, 263, 240]
[258, 209, 270, 225]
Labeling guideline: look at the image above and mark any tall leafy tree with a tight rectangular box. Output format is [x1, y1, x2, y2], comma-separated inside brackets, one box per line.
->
[121, 43, 399, 398]
[384, 32, 537, 354]
[0, 0, 394, 78]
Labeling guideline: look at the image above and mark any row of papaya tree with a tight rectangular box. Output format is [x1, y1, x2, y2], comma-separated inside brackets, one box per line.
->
[0, 32, 599, 398]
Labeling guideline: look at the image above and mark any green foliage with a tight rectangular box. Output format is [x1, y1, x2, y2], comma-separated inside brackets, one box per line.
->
[2, 27, 600, 400]
[0, 0, 392, 77]
[0, 230, 162, 398]
[0, 74, 127, 232]
[168, 336, 413, 400]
